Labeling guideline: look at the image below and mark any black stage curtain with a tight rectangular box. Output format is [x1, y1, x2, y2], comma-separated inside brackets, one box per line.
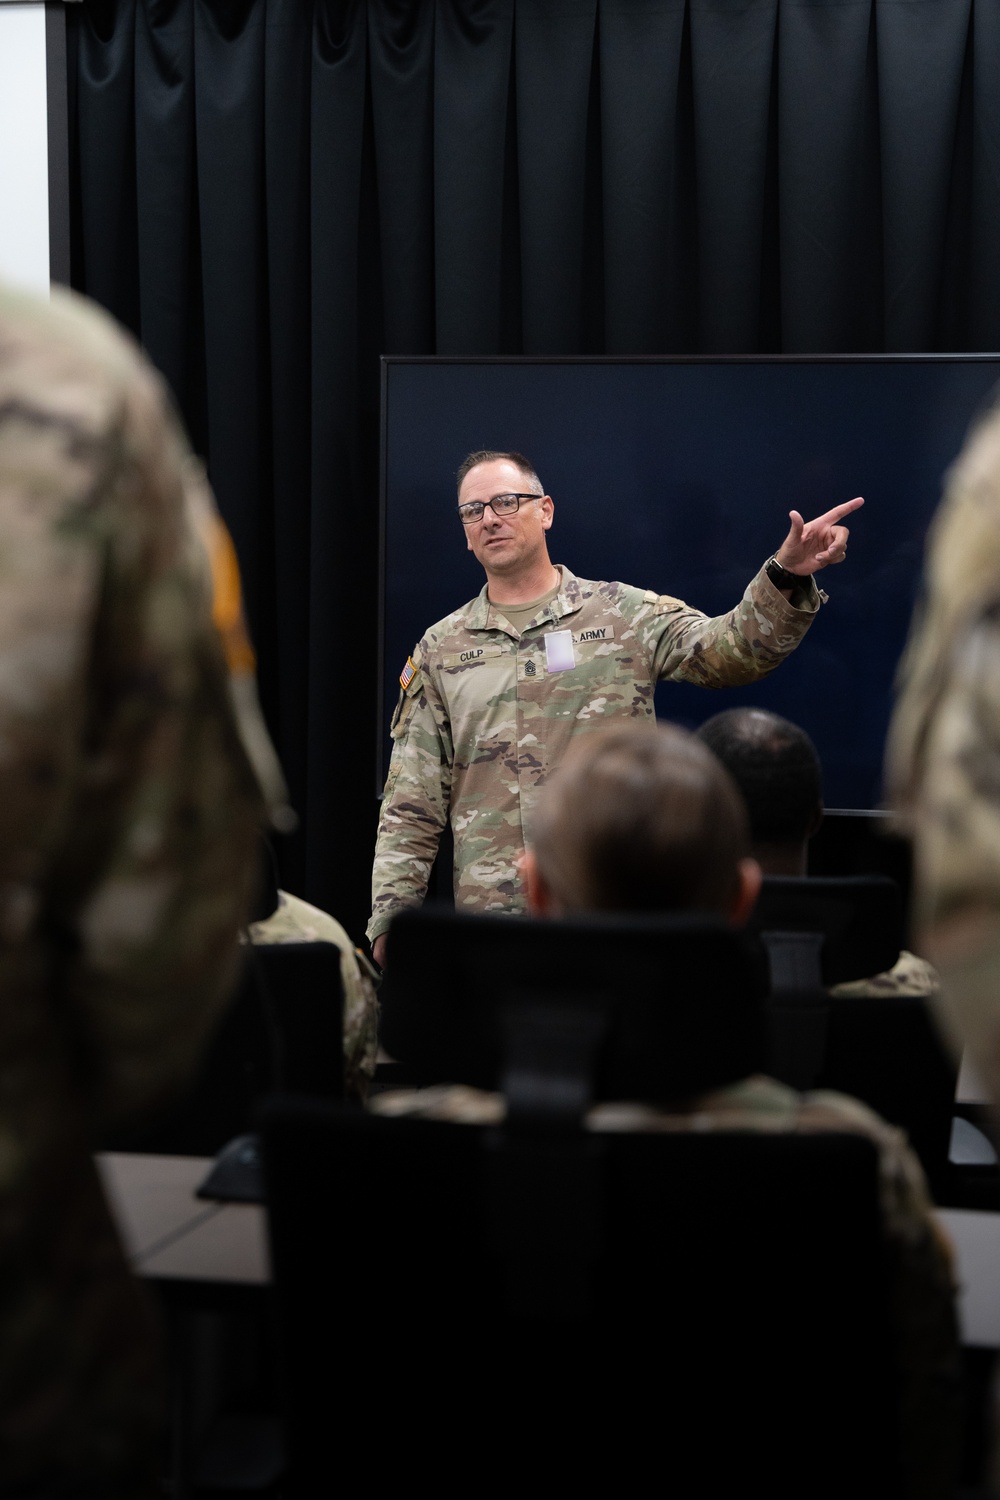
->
[67, 0, 1000, 943]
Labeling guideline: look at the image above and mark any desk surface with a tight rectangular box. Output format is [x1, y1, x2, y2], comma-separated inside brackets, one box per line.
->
[957, 1051, 991, 1106]
[96, 1153, 1000, 1344]
[937, 1208, 1000, 1348]
[96, 1152, 269, 1286]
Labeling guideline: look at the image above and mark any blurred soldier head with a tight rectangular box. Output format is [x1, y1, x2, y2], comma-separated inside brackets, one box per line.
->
[522, 720, 761, 923]
[697, 707, 823, 877]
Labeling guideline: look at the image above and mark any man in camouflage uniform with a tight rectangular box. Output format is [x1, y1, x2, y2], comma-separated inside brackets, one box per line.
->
[698, 706, 938, 1001]
[374, 721, 960, 1499]
[369, 449, 862, 961]
[888, 395, 1000, 1107]
[0, 283, 272, 1495]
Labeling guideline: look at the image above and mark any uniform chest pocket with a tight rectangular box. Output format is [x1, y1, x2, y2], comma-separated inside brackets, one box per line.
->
[569, 624, 632, 680]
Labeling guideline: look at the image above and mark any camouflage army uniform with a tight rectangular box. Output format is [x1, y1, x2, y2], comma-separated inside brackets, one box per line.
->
[0, 285, 267, 1494]
[372, 1072, 959, 1498]
[888, 395, 1000, 1106]
[248, 890, 379, 1098]
[369, 564, 820, 941]
[830, 948, 939, 1001]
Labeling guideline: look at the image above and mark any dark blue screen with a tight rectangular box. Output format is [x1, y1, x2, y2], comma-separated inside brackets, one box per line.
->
[382, 358, 1000, 808]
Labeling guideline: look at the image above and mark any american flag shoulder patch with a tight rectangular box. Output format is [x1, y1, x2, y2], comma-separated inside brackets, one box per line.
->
[399, 656, 416, 691]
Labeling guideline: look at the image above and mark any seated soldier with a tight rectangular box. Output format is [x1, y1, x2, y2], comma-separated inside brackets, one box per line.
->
[246, 840, 379, 1099]
[372, 721, 960, 1496]
[697, 705, 937, 1000]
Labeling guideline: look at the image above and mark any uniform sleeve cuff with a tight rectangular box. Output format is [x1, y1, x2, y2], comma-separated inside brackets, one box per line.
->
[366, 914, 393, 945]
[755, 564, 822, 616]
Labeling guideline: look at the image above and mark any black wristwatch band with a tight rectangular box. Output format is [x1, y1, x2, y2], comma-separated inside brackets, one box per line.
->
[765, 555, 810, 593]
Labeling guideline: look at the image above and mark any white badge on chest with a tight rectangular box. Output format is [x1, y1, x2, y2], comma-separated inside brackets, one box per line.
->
[544, 628, 576, 673]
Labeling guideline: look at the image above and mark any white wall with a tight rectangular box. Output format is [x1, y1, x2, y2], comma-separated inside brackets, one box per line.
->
[0, 5, 49, 296]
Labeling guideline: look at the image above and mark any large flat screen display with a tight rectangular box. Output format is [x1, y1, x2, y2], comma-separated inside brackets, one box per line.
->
[380, 357, 1000, 809]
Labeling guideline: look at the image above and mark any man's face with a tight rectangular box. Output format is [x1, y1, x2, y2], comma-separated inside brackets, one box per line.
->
[459, 459, 554, 577]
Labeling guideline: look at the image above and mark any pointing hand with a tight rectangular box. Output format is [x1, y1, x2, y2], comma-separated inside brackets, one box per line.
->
[776, 496, 864, 575]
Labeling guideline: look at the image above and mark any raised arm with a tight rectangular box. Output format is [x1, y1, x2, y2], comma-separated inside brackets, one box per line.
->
[624, 495, 864, 685]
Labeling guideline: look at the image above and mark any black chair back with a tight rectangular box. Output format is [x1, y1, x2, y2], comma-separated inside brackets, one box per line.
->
[748, 876, 955, 1189]
[751, 874, 903, 986]
[379, 906, 769, 1105]
[262, 1098, 901, 1497]
[808, 809, 914, 945]
[101, 942, 344, 1155]
[817, 991, 957, 1197]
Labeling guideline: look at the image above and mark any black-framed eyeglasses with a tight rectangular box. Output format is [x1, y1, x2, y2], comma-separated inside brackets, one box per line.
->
[457, 492, 542, 525]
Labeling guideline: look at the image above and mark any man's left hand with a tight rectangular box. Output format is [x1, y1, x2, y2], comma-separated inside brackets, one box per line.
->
[776, 496, 864, 575]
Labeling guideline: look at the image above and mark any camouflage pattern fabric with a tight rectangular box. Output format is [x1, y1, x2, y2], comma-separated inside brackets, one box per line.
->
[248, 891, 379, 1099]
[0, 284, 266, 1494]
[372, 1073, 960, 1500]
[370, 564, 820, 940]
[830, 948, 939, 1001]
[887, 394, 1000, 1103]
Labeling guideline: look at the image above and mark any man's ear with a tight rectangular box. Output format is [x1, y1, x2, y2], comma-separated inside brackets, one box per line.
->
[540, 495, 554, 531]
[730, 857, 763, 927]
[521, 848, 555, 916]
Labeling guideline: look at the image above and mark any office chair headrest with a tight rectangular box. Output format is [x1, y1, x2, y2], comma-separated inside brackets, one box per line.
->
[379, 906, 769, 1103]
[750, 875, 903, 986]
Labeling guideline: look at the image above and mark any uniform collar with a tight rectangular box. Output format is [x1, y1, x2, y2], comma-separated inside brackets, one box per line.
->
[467, 565, 585, 632]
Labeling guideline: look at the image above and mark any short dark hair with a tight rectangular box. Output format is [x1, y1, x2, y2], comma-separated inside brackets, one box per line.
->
[532, 722, 750, 916]
[456, 450, 542, 496]
[696, 708, 822, 848]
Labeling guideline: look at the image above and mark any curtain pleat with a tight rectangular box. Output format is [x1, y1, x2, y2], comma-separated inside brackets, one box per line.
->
[134, 1, 198, 425]
[598, 1, 688, 353]
[67, 0, 1000, 937]
[191, 0, 269, 629]
[433, 0, 513, 353]
[263, 0, 313, 865]
[514, 0, 598, 352]
[369, 0, 435, 352]
[690, 0, 778, 353]
[778, 0, 883, 352]
[307, 0, 373, 907]
[877, 0, 971, 351]
[970, 0, 1000, 348]
[75, 0, 139, 330]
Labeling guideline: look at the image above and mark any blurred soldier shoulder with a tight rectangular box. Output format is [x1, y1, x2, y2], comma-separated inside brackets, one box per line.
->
[0, 283, 275, 1493]
[248, 883, 379, 1100]
[888, 395, 1000, 1100]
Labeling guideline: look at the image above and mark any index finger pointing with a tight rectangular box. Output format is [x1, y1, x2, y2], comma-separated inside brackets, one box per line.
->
[816, 496, 864, 526]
